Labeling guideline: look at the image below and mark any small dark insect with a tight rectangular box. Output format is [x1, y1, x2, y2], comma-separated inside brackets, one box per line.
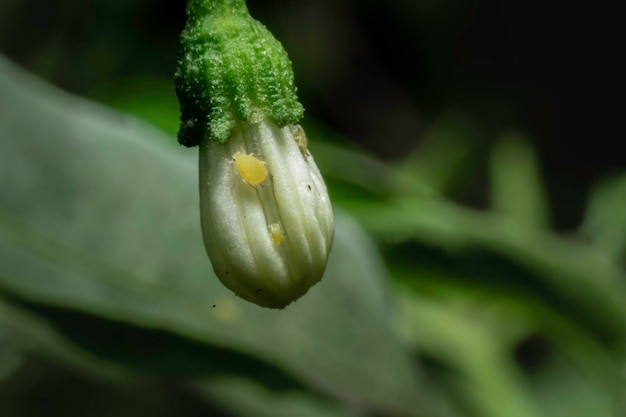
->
[212, 304, 216, 308]
[307, 184, 311, 191]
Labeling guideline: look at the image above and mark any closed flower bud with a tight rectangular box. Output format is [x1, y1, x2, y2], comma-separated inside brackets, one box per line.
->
[199, 120, 334, 308]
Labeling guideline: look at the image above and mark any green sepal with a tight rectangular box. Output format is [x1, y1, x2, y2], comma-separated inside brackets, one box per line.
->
[175, 0, 304, 146]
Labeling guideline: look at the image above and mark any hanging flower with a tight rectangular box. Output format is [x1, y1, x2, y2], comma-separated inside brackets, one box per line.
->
[175, 0, 334, 308]
[199, 121, 333, 308]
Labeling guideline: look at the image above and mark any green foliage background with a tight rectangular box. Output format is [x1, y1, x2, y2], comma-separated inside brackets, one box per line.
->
[1, 1, 626, 417]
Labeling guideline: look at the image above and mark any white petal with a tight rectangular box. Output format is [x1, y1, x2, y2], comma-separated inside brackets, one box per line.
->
[199, 120, 334, 308]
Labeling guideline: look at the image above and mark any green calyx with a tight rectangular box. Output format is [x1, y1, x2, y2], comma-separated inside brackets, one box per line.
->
[175, 0, 304, 146]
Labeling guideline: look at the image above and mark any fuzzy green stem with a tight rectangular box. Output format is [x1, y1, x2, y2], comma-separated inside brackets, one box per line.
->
[175, 0, 304, 146]
[186, 0, 247, 17]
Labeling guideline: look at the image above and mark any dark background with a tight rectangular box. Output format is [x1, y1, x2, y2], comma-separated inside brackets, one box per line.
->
[1, 0, 622, 228]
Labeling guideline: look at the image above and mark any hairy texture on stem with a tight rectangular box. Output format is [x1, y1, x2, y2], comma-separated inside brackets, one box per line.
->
[175, 0, 303, 146]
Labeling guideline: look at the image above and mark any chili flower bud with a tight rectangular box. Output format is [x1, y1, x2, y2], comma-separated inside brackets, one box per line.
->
[175, 0, 333, 308]
[199, 121, 334, 308]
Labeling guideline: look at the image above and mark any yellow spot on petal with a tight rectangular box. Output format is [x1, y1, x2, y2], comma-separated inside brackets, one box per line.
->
[291, 125, 308, 159]
[269, 222, 284, 244]
[233, 151, 268, 185]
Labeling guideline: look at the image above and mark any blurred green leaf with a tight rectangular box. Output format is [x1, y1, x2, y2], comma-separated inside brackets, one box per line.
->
[0, 329, 22, 382]
[88, 77, 180, 138]
[394, 262, 626, 416]
[394, 113, 480, 197]
[0, 55, 455, 417]
[528, 357, 616, 417]
[581, 174, 626, 264]
[195, 377, 364, 417]
[397, 289, 543, 417]
[309, 137, 432, 200]
[0, 296, 129, 383]
[489, 133, 549, 228]
[342, 197, 626, 343]
[0, 295, 362, 417]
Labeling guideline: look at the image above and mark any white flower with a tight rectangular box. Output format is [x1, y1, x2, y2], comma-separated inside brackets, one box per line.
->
[199, 119, 334, 308]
